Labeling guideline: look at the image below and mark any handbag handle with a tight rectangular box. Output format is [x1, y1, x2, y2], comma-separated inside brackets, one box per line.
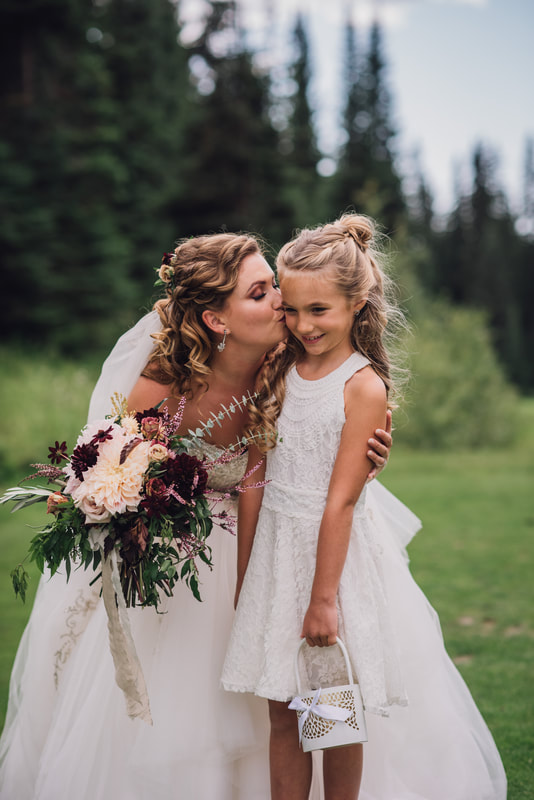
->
[294, 637, 354, 695]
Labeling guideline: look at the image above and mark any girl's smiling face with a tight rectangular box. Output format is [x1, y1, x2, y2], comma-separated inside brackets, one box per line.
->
[280, 269, 361, 363]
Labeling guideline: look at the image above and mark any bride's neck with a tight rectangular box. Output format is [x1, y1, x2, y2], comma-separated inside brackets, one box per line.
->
[210, 347, 265, 393]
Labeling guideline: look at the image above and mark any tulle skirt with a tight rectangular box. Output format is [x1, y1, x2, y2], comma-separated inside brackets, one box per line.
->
[0, 485, 506, 799]
[0, 498, 273, 800]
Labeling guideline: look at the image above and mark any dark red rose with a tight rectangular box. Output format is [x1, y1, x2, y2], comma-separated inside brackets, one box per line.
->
[141, 478, 171, 518]
[140, 417, 163, 440]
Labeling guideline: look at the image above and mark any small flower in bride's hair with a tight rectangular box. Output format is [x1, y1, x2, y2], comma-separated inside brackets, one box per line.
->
[158, 264, 174, 283]
[161, 252, 175, 266]
[159, 253, 175, 284]
[46, 492, 69, 514]
[48, 440, 69, 465]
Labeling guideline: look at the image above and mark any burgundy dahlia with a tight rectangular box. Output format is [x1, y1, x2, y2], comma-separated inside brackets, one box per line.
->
[162, 453, 208, 500]
[70, 443, 98, 481]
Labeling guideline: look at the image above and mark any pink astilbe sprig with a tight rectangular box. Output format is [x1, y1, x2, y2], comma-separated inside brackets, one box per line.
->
[233, 457, 268, 493]
[159, 395, 186, 437]
[24, 463, 67, 483]
[202, 446, 247, 471]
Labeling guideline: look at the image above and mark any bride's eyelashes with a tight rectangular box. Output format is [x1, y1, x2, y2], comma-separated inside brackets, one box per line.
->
[251, 280, 279, 301]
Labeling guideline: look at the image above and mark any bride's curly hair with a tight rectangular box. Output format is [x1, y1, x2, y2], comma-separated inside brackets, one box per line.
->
[264, 213, 407, 430]
[144, 232, 284, 447]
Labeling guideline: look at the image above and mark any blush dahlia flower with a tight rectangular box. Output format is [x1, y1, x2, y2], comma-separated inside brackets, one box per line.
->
[70, 431, 151, 524]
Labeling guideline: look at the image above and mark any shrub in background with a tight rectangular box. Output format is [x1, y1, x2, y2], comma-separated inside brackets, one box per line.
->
[395, 302, 519, 449]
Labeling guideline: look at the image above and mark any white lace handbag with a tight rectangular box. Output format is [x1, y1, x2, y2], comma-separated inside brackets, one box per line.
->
[288, 638, 368, 752]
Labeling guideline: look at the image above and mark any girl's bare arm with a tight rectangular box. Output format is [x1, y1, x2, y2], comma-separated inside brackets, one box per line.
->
[301, 367, 387, 646]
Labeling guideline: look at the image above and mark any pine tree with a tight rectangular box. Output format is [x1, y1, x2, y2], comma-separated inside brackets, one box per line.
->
[436, 144, 527, 385]
[172, 1, 291, 249]
[0, 0, 131, 353]
[280, 14, 322, 229]
[332, 20, 405, 232]
[97, 0, 193, 297]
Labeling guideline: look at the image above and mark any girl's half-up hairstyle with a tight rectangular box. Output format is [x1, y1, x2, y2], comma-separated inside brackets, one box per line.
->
[144, 233, 261, 397]
[273, 213, 406, 417]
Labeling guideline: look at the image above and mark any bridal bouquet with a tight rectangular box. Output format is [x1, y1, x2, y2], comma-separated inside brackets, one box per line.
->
[2, 393, 251, 610]
[2, 392, 262, 723]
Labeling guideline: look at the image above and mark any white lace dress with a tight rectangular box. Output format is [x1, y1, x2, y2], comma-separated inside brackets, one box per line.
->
[222, 353, 507, 799]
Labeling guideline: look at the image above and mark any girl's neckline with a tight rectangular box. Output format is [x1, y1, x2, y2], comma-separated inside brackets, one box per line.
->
[293, 352, 367, 384]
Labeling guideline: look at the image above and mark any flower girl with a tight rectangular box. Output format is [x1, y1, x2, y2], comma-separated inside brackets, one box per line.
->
[222, 213, 507, 799]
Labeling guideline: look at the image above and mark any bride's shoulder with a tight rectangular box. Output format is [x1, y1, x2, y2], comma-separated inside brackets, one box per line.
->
[127, 374, 170, 413]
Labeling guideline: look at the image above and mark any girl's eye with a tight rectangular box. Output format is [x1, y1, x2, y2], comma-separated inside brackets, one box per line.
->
[311, 307, 327, 314]
[252, 292, 267, 301]
[282, 306, 295, 314]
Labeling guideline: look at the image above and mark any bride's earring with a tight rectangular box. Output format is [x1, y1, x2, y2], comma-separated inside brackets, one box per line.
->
[217, 330, 228, 352]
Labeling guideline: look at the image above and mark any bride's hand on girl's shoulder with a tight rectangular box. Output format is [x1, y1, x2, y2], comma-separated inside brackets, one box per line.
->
[366, 408, 393, 481]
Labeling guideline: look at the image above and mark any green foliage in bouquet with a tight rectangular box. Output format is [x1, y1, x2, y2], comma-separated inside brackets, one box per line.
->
[0, 392, 260, 608]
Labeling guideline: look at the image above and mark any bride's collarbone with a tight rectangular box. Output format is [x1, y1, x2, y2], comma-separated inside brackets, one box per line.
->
[176, 392, 249, 449]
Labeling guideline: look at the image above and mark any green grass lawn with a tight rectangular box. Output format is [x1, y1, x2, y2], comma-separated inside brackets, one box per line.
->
[1, 363, 533, 795]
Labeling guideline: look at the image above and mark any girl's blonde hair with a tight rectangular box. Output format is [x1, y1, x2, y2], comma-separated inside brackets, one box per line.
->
[144, 232, 282, 447]
[261, 213, 406, 433]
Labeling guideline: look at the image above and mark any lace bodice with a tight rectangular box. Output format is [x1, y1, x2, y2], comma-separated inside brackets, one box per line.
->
[188, 440, 248, 492]
[264, 352, 370, 518]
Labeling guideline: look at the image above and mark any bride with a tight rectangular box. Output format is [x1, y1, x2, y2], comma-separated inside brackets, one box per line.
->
[0, 232, 391, 800]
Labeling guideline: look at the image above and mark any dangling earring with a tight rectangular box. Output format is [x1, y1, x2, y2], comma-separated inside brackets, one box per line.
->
[355, 310, 360, 317]
[217, 330, 228, 352]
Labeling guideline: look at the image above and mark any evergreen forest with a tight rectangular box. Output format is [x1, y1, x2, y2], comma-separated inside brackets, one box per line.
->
[1, 0, 533, 445]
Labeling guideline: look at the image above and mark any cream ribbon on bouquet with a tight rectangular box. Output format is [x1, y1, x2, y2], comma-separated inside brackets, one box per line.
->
[101, 549, 152, 725]
[289, 687, 352, 744]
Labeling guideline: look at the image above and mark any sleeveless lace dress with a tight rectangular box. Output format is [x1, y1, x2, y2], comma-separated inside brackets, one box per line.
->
[222, 353, 507, 800]
[0, 443, 272, 800]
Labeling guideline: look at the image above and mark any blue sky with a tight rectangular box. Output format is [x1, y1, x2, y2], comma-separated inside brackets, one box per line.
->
[181, 0, 534, 216]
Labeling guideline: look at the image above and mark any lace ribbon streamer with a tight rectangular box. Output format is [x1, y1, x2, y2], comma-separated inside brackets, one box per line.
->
[101, 549, 153, 725]
[288, 687, 352, 744]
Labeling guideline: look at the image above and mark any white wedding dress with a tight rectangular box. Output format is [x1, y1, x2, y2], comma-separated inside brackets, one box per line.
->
[0, 315, 506, 800]
[0, 313, 275, 800]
